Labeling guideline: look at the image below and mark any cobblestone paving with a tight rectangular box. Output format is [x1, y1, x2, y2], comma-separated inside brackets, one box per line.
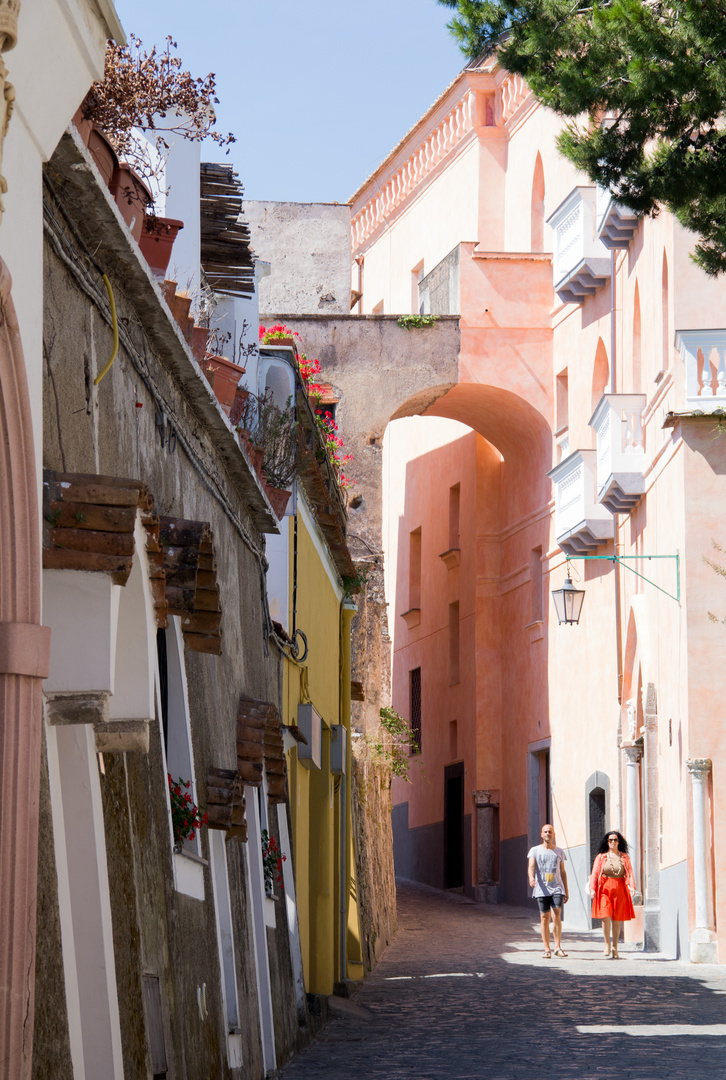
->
[280, 880, 726, 1079]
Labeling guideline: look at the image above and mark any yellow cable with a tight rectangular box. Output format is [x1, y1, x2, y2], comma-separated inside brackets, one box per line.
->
[94, 273, 119, 385]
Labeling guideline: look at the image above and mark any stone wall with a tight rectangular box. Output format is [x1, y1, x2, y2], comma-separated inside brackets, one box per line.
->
[244, 200, 352, 316]
[36, 133, 306, 1079]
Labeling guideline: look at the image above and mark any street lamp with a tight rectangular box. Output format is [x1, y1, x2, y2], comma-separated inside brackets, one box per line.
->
[551, 577, 586, 625]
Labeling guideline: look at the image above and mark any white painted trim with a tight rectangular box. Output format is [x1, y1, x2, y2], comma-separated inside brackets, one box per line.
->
[277, 804, 308, 1021]
[172, 852, 205, 901]
[45, 723, 125, 1079]
[244, 787, 277, 1073]
[297, 487, 344, 600]
[209, 830, 243, 1057]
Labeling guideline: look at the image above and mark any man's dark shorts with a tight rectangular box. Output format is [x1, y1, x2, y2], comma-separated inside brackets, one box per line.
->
[537, 893, 564, 913]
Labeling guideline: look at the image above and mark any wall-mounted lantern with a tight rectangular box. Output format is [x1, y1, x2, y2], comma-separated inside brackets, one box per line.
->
[551, 577, 586, 625]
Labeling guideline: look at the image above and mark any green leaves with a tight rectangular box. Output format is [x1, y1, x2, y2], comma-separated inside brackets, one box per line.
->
[437, 0, 726, 274]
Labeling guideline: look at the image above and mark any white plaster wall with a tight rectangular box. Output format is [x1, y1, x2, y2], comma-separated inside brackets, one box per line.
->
[266, 517, 291, 634]
[43, 570, 121, 693]
[360, 143, 480, 314]
[2, 0, 113, 533]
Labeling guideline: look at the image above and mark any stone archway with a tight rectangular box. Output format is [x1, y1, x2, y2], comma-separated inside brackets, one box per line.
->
[0, 258, 50, 1078]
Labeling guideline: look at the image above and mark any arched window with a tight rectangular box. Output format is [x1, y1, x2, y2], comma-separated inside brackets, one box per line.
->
[530, 153, 546, 252]
[632, 281, 642, 393]
[591, 337, 610, 418]
[661, 252, 670, 373]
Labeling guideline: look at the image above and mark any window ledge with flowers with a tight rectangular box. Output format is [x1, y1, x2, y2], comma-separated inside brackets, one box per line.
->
[261, 827, 286, 900]
[168, 774, 208, 859]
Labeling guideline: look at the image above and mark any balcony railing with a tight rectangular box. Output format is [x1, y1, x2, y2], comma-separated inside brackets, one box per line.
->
[590, 394, 646, 514]
[548, 449, 615, 555]
[596, 186, 639, 250]
[547, 187, 611, 304]
[676, 330, 726, 413]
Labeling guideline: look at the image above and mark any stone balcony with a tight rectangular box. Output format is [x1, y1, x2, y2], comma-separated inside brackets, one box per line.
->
[589, 394, 646, 514]
[596, 186, 639, 250]
[548, 449, 615, 555]
[547, 187, 611, 304]
[676, 330, 726, 413]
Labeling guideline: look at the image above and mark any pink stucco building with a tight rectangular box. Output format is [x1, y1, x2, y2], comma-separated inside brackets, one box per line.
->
[352, 52, 726, 961]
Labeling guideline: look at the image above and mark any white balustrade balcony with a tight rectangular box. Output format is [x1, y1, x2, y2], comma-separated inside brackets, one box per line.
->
[547, 187, 611, 304]
[677, 330, 726, 413]
[596, 186, 639, 250]
[589, 394, 646, 514]
[548, 449, 615, 555]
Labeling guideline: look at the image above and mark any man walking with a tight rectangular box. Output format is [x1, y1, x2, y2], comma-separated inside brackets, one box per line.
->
[528, 824, 569, 958]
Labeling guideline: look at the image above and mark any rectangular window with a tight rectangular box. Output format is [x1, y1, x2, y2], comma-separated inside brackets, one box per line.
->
[556, 370, 569, 432]
[449, 602, 460, 685]
[530, 547, 543, 622]
[449, 484, 460, 550]
[409, 527, 421, 610]
[410, 667, 422, 754]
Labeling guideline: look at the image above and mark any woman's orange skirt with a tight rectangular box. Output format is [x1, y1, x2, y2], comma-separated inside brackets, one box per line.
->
[592, 876, 635, 921]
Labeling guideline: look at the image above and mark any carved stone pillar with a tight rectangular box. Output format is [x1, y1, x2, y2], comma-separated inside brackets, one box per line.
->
[687, 758, 717, 963]
[473, 789, 499, 903]
[642, 683, 661, 951]
[623, 744, 642, 903]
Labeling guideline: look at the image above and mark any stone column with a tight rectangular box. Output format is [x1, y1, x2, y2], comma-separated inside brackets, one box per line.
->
[623, 745, 642, 902]
[687, 758, 717, 963]
[473, 789, 499, 903]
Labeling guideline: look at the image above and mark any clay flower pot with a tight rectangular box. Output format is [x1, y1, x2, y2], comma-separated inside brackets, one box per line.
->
[109, 164, 153, 242]
[264, 336, 295, 348]
[263, 483, 292, 520]
[230, 386, 250, 426]
[202, 354, 245, 415]
[139, 216, 184, 279]
[82, 121, 119, 189]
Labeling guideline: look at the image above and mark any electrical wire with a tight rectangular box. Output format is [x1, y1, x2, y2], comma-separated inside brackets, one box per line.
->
[42, 183, 294, 657]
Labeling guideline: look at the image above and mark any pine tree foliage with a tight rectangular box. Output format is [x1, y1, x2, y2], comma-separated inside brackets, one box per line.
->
[437, 0, 726, 275]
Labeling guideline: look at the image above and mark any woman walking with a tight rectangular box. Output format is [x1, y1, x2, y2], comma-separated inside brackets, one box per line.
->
[589, 831, 635, 958]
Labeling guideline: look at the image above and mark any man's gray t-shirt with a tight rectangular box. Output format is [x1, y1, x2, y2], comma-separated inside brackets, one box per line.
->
[528, 844, 566, 897]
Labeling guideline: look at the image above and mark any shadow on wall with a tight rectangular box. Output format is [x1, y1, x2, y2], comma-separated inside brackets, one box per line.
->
[386, 380, 554, 903]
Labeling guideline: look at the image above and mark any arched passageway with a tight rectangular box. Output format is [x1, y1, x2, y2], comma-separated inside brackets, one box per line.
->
[384, 380, 552, 903]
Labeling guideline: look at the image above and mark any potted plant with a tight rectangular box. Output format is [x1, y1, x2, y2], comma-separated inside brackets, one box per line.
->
[202, 354, 245, 416]
[78, 36, 235, 207]
[261, 828, 286, 896]
[259, 323, 300, 349]
[139, 215, 184, 278]
[109, 164, 154, 242]
[168, 774, 208, 847]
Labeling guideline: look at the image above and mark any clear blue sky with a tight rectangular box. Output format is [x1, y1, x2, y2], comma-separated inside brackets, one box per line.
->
[112, 0, 465, 204]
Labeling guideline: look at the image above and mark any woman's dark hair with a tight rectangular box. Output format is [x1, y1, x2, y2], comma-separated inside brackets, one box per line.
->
[597, 830, 629, 856]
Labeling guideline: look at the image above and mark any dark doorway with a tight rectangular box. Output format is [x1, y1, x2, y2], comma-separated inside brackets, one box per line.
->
[444, 763, 464, 889]
[588, 786, 606, 928]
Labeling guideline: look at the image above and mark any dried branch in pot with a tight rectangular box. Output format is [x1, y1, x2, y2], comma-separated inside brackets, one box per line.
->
[237, 391, 297, 490]
[81, 36, 236, 191]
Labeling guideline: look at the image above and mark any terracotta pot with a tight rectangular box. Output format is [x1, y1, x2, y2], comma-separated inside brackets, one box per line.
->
[190, 324, 209, 363]
[202, 354, 245, 414]
[264, 483, 292, 520]
[161, 280, 178, 308]
[139, 216, 184, 279]
[170, 291, 192, 328]
[230, 386, 250, 426]
[109, 164, 153, 242]
[263, 336, 295, 349]
[71, 106, 93, 148]
[86, 124, 118, 188]
[247, 443, 264, 477]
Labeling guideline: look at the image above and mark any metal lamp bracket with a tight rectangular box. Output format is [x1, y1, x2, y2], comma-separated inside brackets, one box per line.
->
[565, 552, 680, 604]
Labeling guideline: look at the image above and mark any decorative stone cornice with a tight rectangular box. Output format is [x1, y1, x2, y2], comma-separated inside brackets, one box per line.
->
[687, 757, 712, 778]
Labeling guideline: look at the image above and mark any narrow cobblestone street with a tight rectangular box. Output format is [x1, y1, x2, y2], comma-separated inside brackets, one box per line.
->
[281, 881, 726, 1080]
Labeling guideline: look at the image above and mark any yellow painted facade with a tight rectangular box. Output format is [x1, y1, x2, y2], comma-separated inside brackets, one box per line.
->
[282, 500, 363, 995]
